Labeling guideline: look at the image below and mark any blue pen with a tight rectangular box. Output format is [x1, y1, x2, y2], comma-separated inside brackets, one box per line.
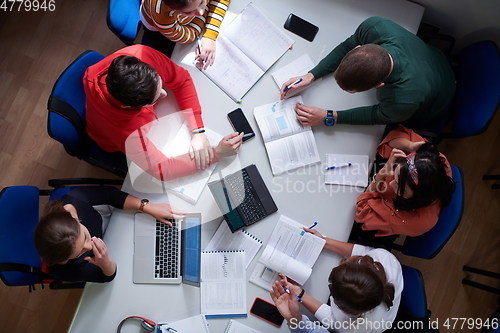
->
[282, 285, 302, 302]
[325, 163, 352, 170]
[283, 78, 303, 92]
[308, 221, 318, 229]
[165, 327, 178, 333]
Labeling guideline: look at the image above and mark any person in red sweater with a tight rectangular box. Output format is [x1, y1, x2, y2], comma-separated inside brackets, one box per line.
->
[84, 45, 243, 180]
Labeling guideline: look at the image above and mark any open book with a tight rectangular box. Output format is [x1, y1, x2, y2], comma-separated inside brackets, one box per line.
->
[201, 250, 247, 318]
[254, 95, 321, 175]
[249, 215, 326, 291]
[150, 122, 222, 204]
[201, 3, 294, 101]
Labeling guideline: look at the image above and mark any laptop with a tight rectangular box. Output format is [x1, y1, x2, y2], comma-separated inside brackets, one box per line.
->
[133, 213, 201, 285]
[208, 164, 278, 232]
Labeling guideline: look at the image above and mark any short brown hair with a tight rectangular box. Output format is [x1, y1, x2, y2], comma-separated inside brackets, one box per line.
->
[34, 200, 80, 265]
[334, 44, 391, 92]
[329, 255, 395, 315]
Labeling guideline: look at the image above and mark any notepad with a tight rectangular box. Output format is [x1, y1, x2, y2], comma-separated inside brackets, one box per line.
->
[324, 154, 370, 187]
[150, 122, 222, 204]
[201, 250, 247, 318]
[224, 320, 263, 333]
[254, 96, 321, 175]
[205, 221, 263, 269]
[200, 3, 294, 101]
[249, 215, 326, 291]
[159, 315, 210, 333]
[271, 54, 321, 97]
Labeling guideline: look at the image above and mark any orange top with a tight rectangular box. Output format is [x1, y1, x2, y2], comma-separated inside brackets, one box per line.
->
[355, 125, 452, 236]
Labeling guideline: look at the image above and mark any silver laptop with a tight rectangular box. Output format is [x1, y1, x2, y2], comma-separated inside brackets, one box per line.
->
[133, 213, 201, 285]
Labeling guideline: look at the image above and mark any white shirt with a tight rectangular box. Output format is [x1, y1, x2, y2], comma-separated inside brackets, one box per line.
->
[313, 244, 403, 333]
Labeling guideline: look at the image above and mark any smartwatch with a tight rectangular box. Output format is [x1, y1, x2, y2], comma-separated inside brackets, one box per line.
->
[324, 110, 335, 126]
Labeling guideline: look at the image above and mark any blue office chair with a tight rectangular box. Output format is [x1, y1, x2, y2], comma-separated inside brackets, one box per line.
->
[392, 165, 464, 259]
[386, 265, 437, 332]
[418, 40, 500, 140]
[0, 178, 122, 292]
[107, 0, 142, 45]
[47, 50, 128, 178]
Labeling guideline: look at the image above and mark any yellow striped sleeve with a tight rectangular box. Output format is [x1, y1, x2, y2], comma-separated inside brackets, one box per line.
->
[202, 0, 230, 41]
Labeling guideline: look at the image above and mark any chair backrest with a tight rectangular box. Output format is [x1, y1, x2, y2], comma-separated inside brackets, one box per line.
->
[47, 51, 128, 178]
[400, 265, 428, 319]
[0, 186, 43, 286]
[401, 165, 465, 259]
[107, 0, 142, 45]
[452, 40, 500, 138]
[47, 50, 105, 155]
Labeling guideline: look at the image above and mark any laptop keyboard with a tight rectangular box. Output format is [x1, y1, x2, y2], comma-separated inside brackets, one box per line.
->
[154, 219, 179, 279]
[225, 168, 267, 225]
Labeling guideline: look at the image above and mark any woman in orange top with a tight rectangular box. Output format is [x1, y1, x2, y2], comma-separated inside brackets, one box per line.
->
[354, 125, 455, 239]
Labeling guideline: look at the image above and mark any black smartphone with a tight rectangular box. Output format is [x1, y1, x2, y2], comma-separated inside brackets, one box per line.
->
[227, 108, 255, 142]
[284, 14, 319, 42]
[250, 297, 285, 327]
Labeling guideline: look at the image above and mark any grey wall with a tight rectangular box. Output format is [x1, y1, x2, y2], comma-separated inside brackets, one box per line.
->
[413, 0, 500, 52]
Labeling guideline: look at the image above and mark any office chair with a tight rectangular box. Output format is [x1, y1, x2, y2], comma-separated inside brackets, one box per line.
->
[386, 265, 437, 332]
[107, 0, 142, 45]
[47, 50, 128, 178]
[0, 178, 122, 292]
[391, 165, 464, 259]
[418, 40, 500, 141]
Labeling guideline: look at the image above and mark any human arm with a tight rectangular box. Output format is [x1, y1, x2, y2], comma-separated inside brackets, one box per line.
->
[84, 237, 116, 277]
[302, 228, 354, 257]
[365, 148, 406, 193]
[189, 131, 213, 170]
[123, 195, 186, 226]
[294, 103, 338, 127]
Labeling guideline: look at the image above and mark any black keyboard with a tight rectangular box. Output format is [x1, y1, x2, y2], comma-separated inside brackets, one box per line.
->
[225, 168, 267, 225]
[154, 219, 179, 279]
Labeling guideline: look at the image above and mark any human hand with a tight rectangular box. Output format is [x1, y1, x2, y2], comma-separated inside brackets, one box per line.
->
[408, 141, 425, 152]
[295, 103, 333, 127]
[278, 273, 302, 295]
[302, 227, 324, 240]
[381, 148, 407, 177]
[143, 203, 186, 226]
[215, 132, 244, 157]
[189, 132, 213, 170]
[280, 73, 315, 100]
[270, 280, 302, 323]
[84, 237, 116, 276]
[196, 38, 216, 69]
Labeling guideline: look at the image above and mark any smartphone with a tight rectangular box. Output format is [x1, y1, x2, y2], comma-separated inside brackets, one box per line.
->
[250, 297, 285, 327]
[284, 14, 319, 42]
[227, 108, 255, 142]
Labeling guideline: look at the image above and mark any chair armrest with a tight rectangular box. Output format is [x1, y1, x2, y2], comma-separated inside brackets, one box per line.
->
[49, 280, 86, 289]
[48, 178, 123, 188]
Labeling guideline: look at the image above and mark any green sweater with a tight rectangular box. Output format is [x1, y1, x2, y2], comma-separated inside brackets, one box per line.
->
[310, 16, 456, 125]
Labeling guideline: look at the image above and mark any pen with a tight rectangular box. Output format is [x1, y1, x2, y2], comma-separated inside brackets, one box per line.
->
[308, 221, 318, 229]
[197, 38, 204, 62]
[282, 285, 302, 302]
[283, 78, 303, 92]
[165, 327, 178, 333]
[226, 133, 254, 141]
[325, 163, 352, 170]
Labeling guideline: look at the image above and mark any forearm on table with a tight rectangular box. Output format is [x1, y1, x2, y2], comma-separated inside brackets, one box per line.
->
[322, 238, 354, 257]
[300, 292, 324, 315]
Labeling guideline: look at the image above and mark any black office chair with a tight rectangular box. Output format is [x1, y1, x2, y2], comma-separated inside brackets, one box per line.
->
[0, 178, 122, 292]
[47, 50, 128, 178]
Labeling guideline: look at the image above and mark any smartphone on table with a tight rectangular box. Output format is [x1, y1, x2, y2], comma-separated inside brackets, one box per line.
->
[227, 108, 255, 142]
[284, 14, 319, 42]
[250, 297, 285, 327]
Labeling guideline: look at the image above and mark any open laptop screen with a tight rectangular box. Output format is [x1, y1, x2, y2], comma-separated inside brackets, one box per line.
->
[181, 214, 202, 286]
[207, 180, 245, 232]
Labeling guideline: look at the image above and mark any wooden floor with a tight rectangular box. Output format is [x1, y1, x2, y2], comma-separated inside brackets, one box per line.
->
[0, 2, 499, 333]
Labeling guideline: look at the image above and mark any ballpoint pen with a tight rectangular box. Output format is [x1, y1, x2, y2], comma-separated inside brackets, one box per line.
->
[325, 163, 352, 170]
[282, 285, 302, 302]
[308, 221, 318, 229]
[196, 38, 204, 63]
[226, 133, 254, 141]
[283, 78, 303, 92]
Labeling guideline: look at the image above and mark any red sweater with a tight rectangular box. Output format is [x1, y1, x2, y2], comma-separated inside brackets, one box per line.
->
[83, 45, 218, 180]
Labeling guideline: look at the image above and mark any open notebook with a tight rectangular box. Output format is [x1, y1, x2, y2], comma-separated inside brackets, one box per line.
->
[200, 3, 294, 101]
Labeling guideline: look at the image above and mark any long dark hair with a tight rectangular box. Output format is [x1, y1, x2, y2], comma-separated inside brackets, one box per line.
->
[329, 255, 395, 315]
[34, 200, 80, 265]
[393, 143, 455, 211]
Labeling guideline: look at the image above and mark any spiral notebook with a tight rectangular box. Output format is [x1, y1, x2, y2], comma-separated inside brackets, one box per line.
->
[205, 221, 263, 269]
[201, 250, 247, 318]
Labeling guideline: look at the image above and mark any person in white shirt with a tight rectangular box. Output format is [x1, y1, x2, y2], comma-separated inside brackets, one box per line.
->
[270, 229, 403, 333]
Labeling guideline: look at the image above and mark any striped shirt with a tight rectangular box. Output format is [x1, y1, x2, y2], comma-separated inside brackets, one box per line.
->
[141, 0, 230, 43]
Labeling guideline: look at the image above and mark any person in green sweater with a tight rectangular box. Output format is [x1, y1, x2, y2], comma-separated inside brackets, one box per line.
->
[280, 16, 456, 129]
